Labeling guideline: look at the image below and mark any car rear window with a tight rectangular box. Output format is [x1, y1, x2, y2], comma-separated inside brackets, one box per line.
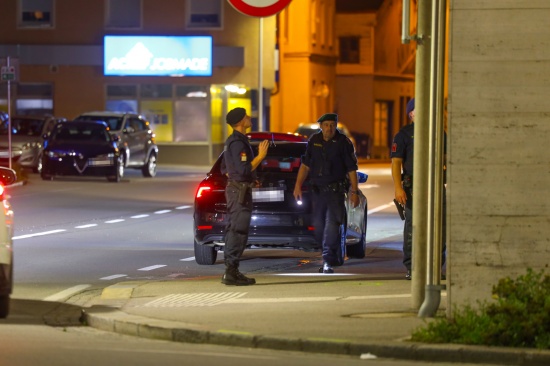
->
[76, 116, 123, 131]
[1, 118, 44, 136]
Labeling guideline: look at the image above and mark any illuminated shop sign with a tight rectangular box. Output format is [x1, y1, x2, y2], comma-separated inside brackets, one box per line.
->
[104, 36, 212, 77]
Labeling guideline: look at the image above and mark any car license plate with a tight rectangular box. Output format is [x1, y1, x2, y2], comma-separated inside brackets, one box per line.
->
[88, 158, 113, 166]
[252, 188, 285, 202]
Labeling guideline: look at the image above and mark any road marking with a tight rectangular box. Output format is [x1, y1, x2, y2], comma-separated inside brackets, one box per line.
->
[176, 205, 192, 210]
[180, 257, 196, 262]
[274, 273, 357, 276]
[105, 219, 125, 223]
[359, 183, 380, 189]
[13, 229, 66, 240]
[154, 210, 172, 214]
[100, 274, 128, 280]
[143, 292, 247, 308]
[43, 284, 91, 302]
[131, 214, 149, 219]
[368, 202, 394, 215]
[75, 224, 98, 229]
[138, 264, 167, 271]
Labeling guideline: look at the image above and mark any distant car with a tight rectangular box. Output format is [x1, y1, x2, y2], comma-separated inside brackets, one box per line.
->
[0, 166, 16, 318]
[246, 131, 308, 142]
[295, 122, 357, 150]
[193, 141, 368, 265]
[40, 121, 124, 182]
[0, 115, 66, 172]
[74, 112, 158, 178]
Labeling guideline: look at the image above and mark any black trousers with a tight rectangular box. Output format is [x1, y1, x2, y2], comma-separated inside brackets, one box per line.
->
[224, 183, 252, 268]
[312, 190, 346, 266]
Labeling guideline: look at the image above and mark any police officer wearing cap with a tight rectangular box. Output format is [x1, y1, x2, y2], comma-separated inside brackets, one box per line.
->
[221, 107, 269, 286]
[294, 113, 360, 274]
[391, 98, 446, 280]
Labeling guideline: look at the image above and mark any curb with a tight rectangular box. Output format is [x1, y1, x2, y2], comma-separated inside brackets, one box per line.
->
[82, 307, 550, 366]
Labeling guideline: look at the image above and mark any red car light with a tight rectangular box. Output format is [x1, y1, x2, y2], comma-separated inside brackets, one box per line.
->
[197, 225, 213, 230]
[196, 185, 212, 198]
[0, 184, 4, 200]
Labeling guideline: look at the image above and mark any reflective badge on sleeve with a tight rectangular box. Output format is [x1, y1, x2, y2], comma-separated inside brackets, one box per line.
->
[240, 152, 247, 161]
[392, 142, 397, 153]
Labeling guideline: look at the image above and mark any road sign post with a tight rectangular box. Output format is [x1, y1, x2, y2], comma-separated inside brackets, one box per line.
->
[227, 0, 292, 132]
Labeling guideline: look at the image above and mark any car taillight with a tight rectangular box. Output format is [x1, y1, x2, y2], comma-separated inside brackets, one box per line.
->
[0, 184, 4, 200]
[196, 184, 212, 198]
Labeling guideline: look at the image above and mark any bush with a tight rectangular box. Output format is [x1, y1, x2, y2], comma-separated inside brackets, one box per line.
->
[411, 268, 550, 349]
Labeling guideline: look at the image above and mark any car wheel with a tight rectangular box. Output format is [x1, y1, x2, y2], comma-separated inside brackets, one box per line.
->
[194, 240, 217, 265]
[33, 156, 43, 174]
[346, 207, 368, 259]
[107, 155, 124, 182]
[141, 153, 157, 178]
[0, 294, 9, 319]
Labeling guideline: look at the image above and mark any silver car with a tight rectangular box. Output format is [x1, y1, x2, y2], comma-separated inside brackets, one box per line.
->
[0, 115, 66, 172]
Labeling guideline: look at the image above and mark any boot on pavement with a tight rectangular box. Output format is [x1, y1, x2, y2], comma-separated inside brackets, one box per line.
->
[222, 266, 256, 286]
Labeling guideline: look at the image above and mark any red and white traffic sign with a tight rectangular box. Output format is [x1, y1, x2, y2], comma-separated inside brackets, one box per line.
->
[227, 0, 292, 17]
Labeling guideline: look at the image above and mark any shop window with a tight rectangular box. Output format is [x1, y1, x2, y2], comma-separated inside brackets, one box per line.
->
[16, 99, 53, 115]
[140, 84, 173, 98]
[18, 0, 54, 28]
[18, 83, 53, 97]
[176, 85, 208, 98]
[339, 36, 360, 64]
[106, 0, 141, 29]
[106, 100, 138, 113]
[107, 85, 137, 98]
[186, 0, 222, 29]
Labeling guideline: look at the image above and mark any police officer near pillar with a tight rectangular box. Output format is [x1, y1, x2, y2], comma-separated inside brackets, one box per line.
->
[391, 98, 446, 280]
[221, 107, 269, 286]
[293, 113, 360, 274]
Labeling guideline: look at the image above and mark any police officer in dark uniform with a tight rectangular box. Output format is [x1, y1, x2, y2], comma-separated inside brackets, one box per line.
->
[293, 113, 360, 274]
[221, 107, 269, 286]
[391, 98, 446, 280]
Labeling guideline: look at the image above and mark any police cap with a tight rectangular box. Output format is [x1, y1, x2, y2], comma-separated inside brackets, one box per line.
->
[406, 98, 415, 117]
[226, 107, 246, 126]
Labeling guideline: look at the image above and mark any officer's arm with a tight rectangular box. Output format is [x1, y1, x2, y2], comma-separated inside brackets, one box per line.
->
[293, 164, 310, 201]
[391, 158, 407, 205]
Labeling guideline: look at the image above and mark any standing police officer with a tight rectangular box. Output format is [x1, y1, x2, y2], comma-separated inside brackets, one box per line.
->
[222, 107, 269, 286]
[391, 98, 446, 280]
[293, 113, 359, 274]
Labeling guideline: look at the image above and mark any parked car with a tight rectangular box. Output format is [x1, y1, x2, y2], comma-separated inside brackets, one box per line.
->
[0, 167, 16, 318]
[40, 121, 124, 182]
[294, 122, 357, 150]
[193, 141, 368, 265]
[246, 131, 308, 142]
[0, 115, 66, 172]
[74, 112, 158, 177]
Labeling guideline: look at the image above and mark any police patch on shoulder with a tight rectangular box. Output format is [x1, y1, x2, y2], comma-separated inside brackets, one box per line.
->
[240, 152, 247, 161]
[392, 142, 397, 152]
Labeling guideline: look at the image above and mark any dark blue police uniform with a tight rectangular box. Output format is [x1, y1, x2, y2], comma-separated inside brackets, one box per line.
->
[302, 129, 358, 267]
[222, 130, 256, 271]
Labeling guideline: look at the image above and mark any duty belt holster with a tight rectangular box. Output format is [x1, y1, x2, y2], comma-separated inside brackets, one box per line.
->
[402, 175, 412, 189]
[312, 181, 346, 194]
[228, 180, 253, 204]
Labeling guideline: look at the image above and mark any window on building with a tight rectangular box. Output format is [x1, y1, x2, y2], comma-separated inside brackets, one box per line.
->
[186, 0, 222, 29]
[339, 36, 360, 64]
[140, 84, 173, 99]
[374, 101, 389, 148]
[18, 0, 54, 28]
[107, 85, 138, 98]
[106, 0, 141, 29]
[15, 83, 54, 115]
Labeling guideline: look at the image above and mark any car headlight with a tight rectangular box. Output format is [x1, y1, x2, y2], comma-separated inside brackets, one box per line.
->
[22, 142, 41, 151]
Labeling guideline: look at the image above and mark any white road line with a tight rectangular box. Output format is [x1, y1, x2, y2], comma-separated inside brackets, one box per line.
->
[274, 273, 357, 276]
[154, 210, 171, 214]
[100, 274, 128, 280]
[13, 229, 66, 240]
[43, 284, 91, 302]
[75, 224, 98, 229]
[131, 214, 149, 219]
[180, 257, 196, 262]
[368, 202, 394, 215]
[105, 219, 125, 223]
[138, 264, 167, 271]
[176, 205, 192, 210]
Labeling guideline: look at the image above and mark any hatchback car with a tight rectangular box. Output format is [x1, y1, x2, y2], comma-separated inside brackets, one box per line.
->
[41, 121, 124, 182]
[0, 115, 66, 172]
[74, 112, 158, 178]
[193, 141, 368, 265]
[0, 167, 16, 318]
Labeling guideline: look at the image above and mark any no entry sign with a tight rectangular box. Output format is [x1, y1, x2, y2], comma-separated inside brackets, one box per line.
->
[227, 0, 292, 17]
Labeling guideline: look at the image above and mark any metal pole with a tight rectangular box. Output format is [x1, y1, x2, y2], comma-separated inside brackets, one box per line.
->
[411, 0, 432, 310]
[7, 56, 12, 170]
[258, 17, 264, 132]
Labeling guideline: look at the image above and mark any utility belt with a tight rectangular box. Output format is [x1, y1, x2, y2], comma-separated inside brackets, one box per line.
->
[227, 180, 254, 204]
[402, 175, 412, 189]
[312, 180, 347, 194]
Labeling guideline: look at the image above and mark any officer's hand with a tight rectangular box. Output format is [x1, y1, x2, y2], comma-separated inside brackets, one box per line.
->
[293, 186, 302, 202]
[258, 140, 269, 159]
[395, 187, 407, 206]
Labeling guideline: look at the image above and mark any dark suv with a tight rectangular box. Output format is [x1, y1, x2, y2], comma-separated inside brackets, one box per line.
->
[75, 112, 158, 177]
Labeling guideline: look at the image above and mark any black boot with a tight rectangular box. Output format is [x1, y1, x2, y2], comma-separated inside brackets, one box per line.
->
[222, 266, 256, 286]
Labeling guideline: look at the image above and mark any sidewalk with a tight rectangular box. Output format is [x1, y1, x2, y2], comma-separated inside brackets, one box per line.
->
[80, 270, 550, 365]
